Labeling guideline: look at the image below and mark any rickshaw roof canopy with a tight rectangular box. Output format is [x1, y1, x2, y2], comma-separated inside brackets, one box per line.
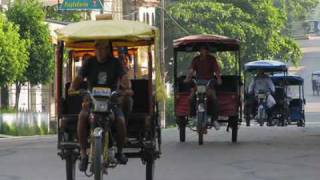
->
[244, 60, 288, 72]
[312, 71, 320, 75]
[55, 20, 157, 48]
[271, 74, 304, 86]
[173, 34, 240, 52]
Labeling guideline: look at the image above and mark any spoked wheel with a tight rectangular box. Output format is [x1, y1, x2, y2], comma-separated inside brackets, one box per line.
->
[230, 116, 238, 143]
[245, 115, 250, 127]
[65, 151, 76, 180]
[94, 136, 103, 180]
[297, 115, 306, 127]
[146, 157, 155, 180]
[177, 116, 187, 142]
[279, 116, 286, 127]
[179, 124, 186, 142]
[258, 118, 264, 126]
[197, 112, 206, 145]
[198, 131, 204, 145]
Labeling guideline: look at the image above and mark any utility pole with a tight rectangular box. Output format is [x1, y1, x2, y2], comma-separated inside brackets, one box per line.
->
[100, 0, 104, 14]
[160, 0, 166, 128]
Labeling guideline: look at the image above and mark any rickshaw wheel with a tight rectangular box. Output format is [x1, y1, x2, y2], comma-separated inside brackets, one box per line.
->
[146, 157, 155, 180]
[230, 116, 238, 143]
[198, 131, 204, 145]
[93, 136, 103, 180]
[245, 115, 250, 127]
[65, 151, 76, 180]
[197, 113, 205, 145]
[179, 124, 186, 142]
[177, 116, 187, 142]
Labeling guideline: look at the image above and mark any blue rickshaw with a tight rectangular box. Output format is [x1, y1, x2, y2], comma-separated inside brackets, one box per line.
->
[271, 74, 306, 127]
[244, 60, 288, 126]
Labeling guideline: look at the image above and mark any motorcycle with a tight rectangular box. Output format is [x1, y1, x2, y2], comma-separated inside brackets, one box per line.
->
[255, 90, 270, 126]
[194, 79, 214, 145]
[82, 87, 120, 180]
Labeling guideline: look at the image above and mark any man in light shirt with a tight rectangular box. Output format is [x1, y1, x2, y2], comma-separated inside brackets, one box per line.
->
[246, 70, 276, 119]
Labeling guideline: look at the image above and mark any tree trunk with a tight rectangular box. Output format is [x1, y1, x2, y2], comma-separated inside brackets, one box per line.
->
[15, 82, 22, 110]
[1, 85, 9, 108]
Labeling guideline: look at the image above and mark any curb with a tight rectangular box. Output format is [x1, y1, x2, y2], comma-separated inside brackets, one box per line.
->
[0, 134, 56, 142]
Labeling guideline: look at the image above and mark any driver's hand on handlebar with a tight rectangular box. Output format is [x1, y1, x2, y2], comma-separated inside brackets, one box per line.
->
[121, 89, 134, 96]
[217, 77, 222, 85]
[68, 87, 79, 95]
[183, 76, 192, 83]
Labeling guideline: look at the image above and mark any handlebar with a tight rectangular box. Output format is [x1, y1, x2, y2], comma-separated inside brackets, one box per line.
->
[68, 88, 121, 100]
[194, 79, 215, 87]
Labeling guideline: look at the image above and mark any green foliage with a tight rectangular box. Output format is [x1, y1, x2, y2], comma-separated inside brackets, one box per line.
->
[0, 14, 28, 86]
[273, 0, 320, 35]
[165, 97, 176, 128]
[44, 5, 84, 22]
[164, 0, 304, 78]
[0, 121, 49, 136]
[0, 107, 17, 113]
[6, 0, 54, 85]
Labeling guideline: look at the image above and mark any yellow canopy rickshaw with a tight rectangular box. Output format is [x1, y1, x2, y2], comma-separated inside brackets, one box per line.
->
[55, 20, 163, 180]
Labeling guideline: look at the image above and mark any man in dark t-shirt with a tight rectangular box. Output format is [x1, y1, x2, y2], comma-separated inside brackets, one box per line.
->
[185, 46, 222, 130]
[70, 40, 132, 171]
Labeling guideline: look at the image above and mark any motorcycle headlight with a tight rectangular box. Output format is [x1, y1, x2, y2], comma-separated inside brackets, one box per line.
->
[198, 103, 206, 112]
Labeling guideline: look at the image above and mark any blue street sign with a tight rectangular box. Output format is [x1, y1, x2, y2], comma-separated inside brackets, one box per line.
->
[59, 0, 103, 10]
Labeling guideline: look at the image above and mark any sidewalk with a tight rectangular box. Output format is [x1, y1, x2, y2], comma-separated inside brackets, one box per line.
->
[0, 134, 56, 142]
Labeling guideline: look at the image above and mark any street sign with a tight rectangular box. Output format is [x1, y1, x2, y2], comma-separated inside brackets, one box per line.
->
[59, 0, 103, 10]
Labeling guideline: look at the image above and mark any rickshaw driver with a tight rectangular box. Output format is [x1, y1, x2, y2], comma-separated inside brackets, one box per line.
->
[69, 40, 133, 171]
[247, 70, 276, 119]
[184, 46, 222, 130]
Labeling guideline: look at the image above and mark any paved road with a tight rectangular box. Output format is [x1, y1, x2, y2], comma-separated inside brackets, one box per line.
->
[1, 38, 320, 180]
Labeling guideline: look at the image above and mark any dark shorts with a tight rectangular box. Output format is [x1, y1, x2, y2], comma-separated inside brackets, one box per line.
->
[112, 105, 125, 119]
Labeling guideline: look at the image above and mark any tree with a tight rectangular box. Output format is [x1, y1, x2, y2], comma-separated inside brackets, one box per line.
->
[164, 0, 302, 80]
[6, 0, 54, 108]
[0, 14, 28, 107]
[44, 5, 84, 22]
[273, 0, 320, 35]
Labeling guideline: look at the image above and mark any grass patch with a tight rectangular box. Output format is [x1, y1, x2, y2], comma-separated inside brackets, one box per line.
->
[165, 97, 177, 128]
[0, 107, 17, 113]
[0, 121, 49, 136]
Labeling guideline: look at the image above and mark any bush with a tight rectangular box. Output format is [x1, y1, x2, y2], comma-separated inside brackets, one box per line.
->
[165, 97, 176, 128]
[0, 107, 17, 113]
[0, 121, 49, 136]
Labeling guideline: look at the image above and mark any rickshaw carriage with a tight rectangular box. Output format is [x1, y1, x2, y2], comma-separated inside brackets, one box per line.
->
[244, 60, 288, 126]
[271, 74, 306, 127]
[55, 20, 162, 180]
[312, 71, 320, 95]
[173, 35, 242, 144]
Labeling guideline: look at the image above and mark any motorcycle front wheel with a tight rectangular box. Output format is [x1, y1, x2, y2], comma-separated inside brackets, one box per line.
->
[197, 112, 206, 145]
[94, 135, 103, 180]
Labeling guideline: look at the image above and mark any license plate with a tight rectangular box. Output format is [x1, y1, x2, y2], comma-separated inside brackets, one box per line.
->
[197, 85, 206, 93]
[257, 94, 266, 99]
[93, 100, 109, 112]
[92, 87, 111, 97]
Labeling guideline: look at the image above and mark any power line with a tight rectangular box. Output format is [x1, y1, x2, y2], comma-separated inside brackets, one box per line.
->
[156, 6, 191, 35]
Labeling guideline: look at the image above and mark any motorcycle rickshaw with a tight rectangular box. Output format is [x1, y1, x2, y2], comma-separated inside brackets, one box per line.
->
[244, 60, 288, 127]
[271, 74, 306, 127]
[173, 35, 242, 145]
[55, 20, 162, 180]
[312, 71, 320, 95]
